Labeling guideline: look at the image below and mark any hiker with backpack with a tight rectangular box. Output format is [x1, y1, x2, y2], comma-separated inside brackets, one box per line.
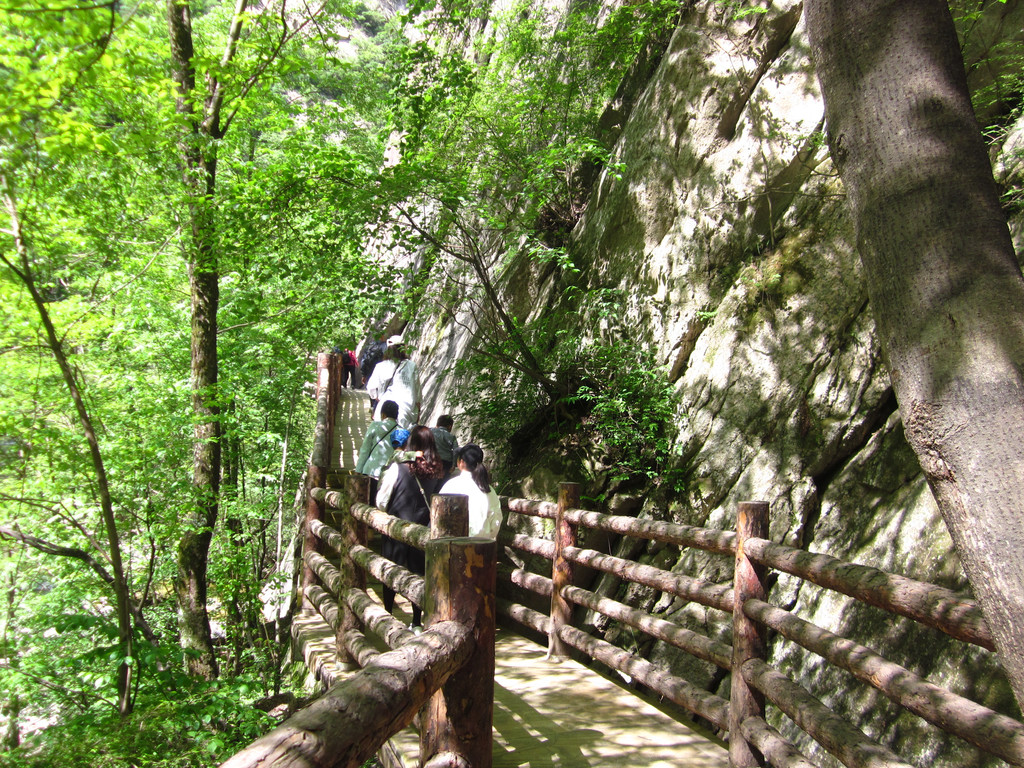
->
[359, 335, 387, 396]
[355, 399, 400, 498]
[376, 425, 445, 631]
[364, 336, 421, 428]
[340, 348, 361, 388]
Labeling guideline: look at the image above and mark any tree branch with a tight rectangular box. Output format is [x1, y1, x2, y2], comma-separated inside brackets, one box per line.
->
[0, 523, 160, 645]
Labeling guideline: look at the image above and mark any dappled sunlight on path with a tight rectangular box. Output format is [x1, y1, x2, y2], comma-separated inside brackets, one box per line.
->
[314, 387, 728, 766]
[385, 627, 728, 767]
[333, 386, 370, 475]
[486, 631, 727, 767]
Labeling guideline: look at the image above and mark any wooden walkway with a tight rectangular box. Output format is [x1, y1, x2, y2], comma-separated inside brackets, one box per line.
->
[300, 387, 728, 768]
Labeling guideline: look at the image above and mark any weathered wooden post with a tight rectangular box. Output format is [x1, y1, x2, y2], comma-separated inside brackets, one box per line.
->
[548, 481, 580, 658]
[328, 351, 340, 467]
[302, 352, 333, 600]
[335, 473, 370, 668]
[431, 494, 470, 539]
[730, 500, 769, 768]
[420, 535, 497, 768]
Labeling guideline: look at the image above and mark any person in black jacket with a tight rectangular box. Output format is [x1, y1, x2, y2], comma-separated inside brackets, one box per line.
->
[359, 336, 387, 400]
[375, 425, 445, 629]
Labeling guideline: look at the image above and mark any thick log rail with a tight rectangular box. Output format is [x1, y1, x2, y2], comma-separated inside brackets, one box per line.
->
[224, 353, 1024, 768]
[502, 490, 1024, 768]
[222, 354, 497, 768]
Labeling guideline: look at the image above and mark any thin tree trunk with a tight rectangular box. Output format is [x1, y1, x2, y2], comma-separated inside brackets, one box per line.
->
[805, 0, 1024, 709]
[0, 177, 135, 713]
[167, 0, 222, 679]
[276, 387, 298, 567]
[224, 399, 247, 676]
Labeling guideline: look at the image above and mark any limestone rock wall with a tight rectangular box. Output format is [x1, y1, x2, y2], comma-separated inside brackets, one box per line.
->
[400, 3, 1024, 765]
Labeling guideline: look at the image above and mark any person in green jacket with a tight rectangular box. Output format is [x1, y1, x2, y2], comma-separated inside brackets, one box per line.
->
[355, 400, 399, 497]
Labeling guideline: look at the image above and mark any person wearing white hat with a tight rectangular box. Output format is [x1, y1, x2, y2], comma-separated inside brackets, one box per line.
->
[365, 338, 421, 428]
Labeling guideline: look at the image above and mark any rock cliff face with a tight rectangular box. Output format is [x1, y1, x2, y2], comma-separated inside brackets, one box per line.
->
[400, 2, 1024, 764]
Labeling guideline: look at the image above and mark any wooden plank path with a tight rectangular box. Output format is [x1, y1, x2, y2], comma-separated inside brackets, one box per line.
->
[298, 386, 729, 767]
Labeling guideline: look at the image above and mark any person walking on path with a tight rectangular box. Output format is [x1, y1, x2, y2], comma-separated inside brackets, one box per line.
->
[359, 335, 387, 399]
[340, 349, 361, 388]
[354, 400, 399, 498]
[365, 336, 421, 428]
[376, 426, 445, 629]
[431, 415, 459, 477]
[439, 444, 501, 538]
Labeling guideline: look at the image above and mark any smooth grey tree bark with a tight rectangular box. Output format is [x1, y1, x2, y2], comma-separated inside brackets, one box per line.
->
[805, 0, 1024, 709]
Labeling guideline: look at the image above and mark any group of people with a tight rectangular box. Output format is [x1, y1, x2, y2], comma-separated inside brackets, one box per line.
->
[352, 336, 501, 630]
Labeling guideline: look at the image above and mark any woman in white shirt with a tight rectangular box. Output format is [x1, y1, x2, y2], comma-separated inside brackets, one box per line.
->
[365, 338, 421, 428]
[439, 444, 502, 538]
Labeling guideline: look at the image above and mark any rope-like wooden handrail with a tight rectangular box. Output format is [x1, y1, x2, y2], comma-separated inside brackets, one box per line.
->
[305, 584, 381, 669]
[743, 537, 993, 650]
[308, 491, 432, 551]
[505, 497, 736, 554]
[502, 485, 1020, 766]
[561, 583, 732, 669]
[305, 551, 343, 596]
[505, 497, 559, 519]
[353, 501, 430, 549]
[740, 657, 916, 768]
[501, 530, 556, 559]
[221, 621, 475, 768]
[306, 583, 339, 630]
[496, 597, 550, 635]
[743, 598, 1024, 764]
[557, 624, 731, 732]
[503, 564, 552, 597]
[562, 544, 734, 613]
[308, 517, 344, 550]
[305, 549, 426, 635]
[563, 507, 736, 554]
[303, 449, 1018, 768]
[349, 544, 425, 608]
[737, 716, 817, 768]
[310, 360, 332, 468]
[343, 585, 416, 650]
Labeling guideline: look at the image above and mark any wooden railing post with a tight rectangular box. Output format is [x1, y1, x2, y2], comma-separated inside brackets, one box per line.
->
[548, 482, 580, 659]
[431, 494, 470, 539]
[327, 351, 339, 470]
[421, 535, 497, 768]
[302, 352, 333, 601]
[335, 473, 370, 668]
[730, 500, 769, 767]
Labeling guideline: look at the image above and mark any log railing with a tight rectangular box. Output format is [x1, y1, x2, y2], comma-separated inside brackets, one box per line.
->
[499, 483, 1024, 768]
[231, 352, 1023, 768]
[221, 350, 497, 768]
[223, 478, 497, 768]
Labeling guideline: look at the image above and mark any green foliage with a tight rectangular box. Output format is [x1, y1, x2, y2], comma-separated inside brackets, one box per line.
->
[451, 301, 686, 495]
[387, 0, 681, 242]
[0, 0, 400, 759]
[0, 674, 274, 768]
[714, 1, 770, 21]
[564, 342, 685, 491]
[952, 0, 1024, 124]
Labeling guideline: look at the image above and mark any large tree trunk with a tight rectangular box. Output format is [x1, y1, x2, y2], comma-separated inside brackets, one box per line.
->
[168, 0, 222, 679]
[805, 0, 1024, 708]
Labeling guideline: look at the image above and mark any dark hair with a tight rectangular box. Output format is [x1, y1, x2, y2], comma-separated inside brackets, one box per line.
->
[407, 425, 443, 479]
[381, 400, 399, 419]
[457, 444, 491, 493]
[437, 414, 454, 430]
[385, 346, 409, 362]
